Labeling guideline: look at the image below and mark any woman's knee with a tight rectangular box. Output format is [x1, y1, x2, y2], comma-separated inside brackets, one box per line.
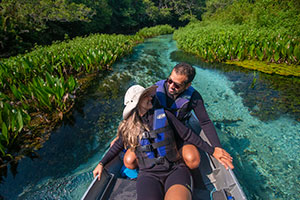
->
[164, 184, 192, 200]
[181, 144, 200, 169]
[124, 149, 138, 169]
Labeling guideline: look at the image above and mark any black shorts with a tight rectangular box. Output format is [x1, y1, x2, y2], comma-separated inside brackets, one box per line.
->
[136, 163, 192, 200]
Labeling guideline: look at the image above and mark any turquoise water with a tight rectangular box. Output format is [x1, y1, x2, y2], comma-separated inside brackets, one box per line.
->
[0, 35, 299, 199]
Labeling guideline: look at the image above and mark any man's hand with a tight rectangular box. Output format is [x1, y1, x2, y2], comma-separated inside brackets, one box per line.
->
[212, 147, 234, 170]
[93, 163, 104, 181]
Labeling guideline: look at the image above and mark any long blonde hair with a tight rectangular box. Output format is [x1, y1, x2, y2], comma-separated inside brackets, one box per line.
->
[117, 108, 149, 149]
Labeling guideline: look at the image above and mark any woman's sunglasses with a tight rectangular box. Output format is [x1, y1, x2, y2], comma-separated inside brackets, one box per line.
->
[167, 78, 184, 89]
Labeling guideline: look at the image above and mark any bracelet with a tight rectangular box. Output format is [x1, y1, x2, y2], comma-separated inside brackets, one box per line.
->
[98, 162, 103, 166]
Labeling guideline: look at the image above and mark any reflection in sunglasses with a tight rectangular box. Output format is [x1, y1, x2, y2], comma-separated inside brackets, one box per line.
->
[167, 78, 184, 89]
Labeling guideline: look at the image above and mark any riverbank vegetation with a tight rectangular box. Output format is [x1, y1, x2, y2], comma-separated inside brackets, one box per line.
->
[0, 25, 174, 169]
[173, 0, 300, 76]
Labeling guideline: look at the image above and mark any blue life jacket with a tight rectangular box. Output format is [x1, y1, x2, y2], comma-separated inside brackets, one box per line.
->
[155, 80, 195, 121]
[135, 109, 181, 170]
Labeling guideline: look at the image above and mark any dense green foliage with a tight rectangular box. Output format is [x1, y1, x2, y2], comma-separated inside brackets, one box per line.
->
[174, 23, 300, 64]
[203, 0, 300, 33]
[143, 0, 205, 23]
[173, 0, 300, 74]
[1, 0, 204, 57]
[136, 25, 175, 38]
[0, 0, 93, 56]
[0, 24, 174, 166]
[0, 34, 136, 163]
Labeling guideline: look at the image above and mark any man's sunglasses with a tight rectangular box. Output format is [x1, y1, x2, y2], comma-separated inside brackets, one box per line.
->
[167, 78, 185, 89]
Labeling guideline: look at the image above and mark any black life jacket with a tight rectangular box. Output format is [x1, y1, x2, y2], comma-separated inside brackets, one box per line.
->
[135, 109, 181, 170]
[155, 80, 195, 121]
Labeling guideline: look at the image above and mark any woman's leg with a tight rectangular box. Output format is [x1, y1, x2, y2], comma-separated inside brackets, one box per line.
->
[164, 185, 192, 200]
[164, 165, 192, 200]
[123, 148, 138, 169]
[136, 174, 164, 200]
[181, 144, 200, 169]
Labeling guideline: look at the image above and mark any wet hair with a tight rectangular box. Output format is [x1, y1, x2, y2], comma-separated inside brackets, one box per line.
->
[172, 62, 196, 83]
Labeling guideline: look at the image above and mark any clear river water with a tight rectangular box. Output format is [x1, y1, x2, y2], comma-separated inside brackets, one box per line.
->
[0, 35, 299, 200]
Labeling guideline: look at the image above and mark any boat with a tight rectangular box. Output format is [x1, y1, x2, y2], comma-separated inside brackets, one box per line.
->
[81, 114, 247, 200]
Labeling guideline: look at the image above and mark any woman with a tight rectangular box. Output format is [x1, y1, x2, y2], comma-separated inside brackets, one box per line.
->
[93, 85, 233, 200]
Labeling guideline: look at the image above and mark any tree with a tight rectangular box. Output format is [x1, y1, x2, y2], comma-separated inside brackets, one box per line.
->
[108, 0, 147, 33]
[142, 0, 172, 24]
[0, 0, 93, 56]
[143, 0, 205, 26]
[203, 0, 233, 16]
[169, 0, 206, 21]
[69, 0, 112, 35]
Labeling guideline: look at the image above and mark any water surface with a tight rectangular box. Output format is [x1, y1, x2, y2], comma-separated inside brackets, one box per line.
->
[0, 35, 299, 200]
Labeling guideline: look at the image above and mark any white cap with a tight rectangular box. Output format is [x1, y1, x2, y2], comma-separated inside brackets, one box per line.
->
[122, 85, 157, 119]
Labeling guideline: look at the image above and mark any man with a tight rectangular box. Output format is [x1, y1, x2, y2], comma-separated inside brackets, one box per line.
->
[153, 62, 233, 170]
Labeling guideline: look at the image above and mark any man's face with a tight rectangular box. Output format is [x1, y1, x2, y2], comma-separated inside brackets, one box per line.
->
[167, 70, 191, 96]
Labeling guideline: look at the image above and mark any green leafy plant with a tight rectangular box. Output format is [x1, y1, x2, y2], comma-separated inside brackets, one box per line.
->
[174, 22, 300, 66]
[0, 24, 174, 166]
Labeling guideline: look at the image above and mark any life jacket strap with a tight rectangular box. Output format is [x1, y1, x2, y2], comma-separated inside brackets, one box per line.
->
[141, 126, 172, 139]
[136, 139, 170, 152]
[136, 144, 152, 152]
[150, 126, 171, 135]
[151, 139, 170, 149]
[141, 131, 157, 139]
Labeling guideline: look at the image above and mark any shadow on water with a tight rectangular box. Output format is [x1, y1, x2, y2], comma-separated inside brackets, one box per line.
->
[170, 50, 300, 122]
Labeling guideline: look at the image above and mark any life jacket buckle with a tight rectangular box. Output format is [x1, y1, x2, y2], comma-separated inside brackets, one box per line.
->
[142, 131, 150, 139]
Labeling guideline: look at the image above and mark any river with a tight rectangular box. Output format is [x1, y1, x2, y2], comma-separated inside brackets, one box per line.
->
[0, 35, 299, 200]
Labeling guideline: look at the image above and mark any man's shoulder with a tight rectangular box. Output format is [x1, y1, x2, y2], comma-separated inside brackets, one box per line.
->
[190, 88, 203, 101]
[154, 79, 166, 86]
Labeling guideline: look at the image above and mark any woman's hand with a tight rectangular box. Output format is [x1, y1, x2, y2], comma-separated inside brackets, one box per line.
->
[212, 147, 234, 170]
[93, 163, 104, 181]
